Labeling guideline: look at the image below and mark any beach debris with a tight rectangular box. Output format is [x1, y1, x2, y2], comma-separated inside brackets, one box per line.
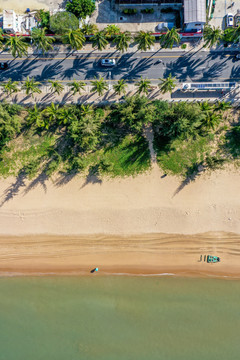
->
[90, 267, 99, 273]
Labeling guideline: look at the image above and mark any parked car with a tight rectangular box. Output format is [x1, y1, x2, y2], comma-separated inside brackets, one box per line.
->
[226, 13, 234, 27]
[100, 59, 116, 67]
[0, 62, 8, 70]
[235, 54, 240, 60]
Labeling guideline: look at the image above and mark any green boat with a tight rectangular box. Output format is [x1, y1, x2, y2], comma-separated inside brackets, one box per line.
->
[207, 255, 220, 263]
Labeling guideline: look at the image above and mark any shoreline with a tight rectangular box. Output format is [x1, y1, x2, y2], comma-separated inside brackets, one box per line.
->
[0, 232, 239, 278]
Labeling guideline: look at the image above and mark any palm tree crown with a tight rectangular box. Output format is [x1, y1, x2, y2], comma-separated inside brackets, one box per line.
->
[81, 23, 98, 36]
[68, 80, 86, 95]
[136, 77, 151, 95]
[22, 77, 42, 97]
[92, 31, 108, 51]
[5, 35, 28, 58]
[135, 31, 155, 51]
[113, 79, 127, 95]
[113, 31, 132, 53]
[159, 27, 180, 49]
[158, 74, 177, 94]
[48, 80, 64, 95]
[31, 27, 54, 54]
[203, 26, 222, 48]
[104, 25, 120, 38]
[91, 76, 108, 96]
[1, 79, 19, 95]
[63, 29, 85, 50]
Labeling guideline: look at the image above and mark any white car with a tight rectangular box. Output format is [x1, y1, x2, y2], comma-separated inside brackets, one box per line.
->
[101, 59, 116, 67]
[226, 13, 234, 27]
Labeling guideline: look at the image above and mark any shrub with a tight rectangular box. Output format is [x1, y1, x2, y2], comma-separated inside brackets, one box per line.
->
[66, 0, 95, 19]
[50, 11, 79, 35]
[123, 8, 137, 15]
[141, 8, 154, 14]
[181, 43, 187, 49]
[35, 10, 50, 30]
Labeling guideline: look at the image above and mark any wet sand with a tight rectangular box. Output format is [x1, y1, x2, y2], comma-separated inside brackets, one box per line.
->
[0, 232, 239, 278]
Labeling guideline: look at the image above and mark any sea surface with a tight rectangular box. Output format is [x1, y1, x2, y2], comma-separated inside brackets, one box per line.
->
[0, 276, 240, 360]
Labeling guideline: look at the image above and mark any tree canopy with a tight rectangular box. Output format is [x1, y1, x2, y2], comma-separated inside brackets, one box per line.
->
[50, 11, 79, 35]
[66, 0, 95, 19]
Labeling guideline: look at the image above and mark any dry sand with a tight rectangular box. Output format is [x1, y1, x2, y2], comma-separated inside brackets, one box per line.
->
[0, 0, 49, 12]
[0, 165, 239, 276]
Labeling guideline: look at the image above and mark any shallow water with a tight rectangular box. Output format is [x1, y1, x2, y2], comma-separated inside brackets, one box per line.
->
[0, 276, 240, 360]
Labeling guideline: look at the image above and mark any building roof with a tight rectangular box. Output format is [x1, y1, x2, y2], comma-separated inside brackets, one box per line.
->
[184, 0, 206, 23]
[3, 9, 16, 31]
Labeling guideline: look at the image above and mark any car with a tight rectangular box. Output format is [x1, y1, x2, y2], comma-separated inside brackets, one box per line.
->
[100, 59, 116, 67]
[235, 54, 240, 60]
[0, 62, 8, 70]
[226, 13, 234, 27]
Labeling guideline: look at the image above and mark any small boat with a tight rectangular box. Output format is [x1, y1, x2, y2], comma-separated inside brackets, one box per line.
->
[207, 255, 220, 263]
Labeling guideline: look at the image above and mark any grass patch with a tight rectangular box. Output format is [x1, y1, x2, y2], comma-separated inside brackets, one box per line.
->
[156, 136, 210, 176]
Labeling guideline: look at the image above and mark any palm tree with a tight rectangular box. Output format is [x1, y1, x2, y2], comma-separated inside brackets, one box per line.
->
[136, 77, 151, 95]
[104, 25, 120, 38]
[158, 74, 177, 94]
[48, 80, 64, 95]
[5, 35, 28, 58]
[58, 107, 76, 125]
[159, 27, 180, 49]
[91, 76, 108, 96]
[214, 101, 231, 112]
[81, 23, 98, 36]
[201, 111, 221, 130]
[63, 29, 85, 50]
[31, 27, 54, 54]
[43, 103, 59, 128]
[135, 31, 155, 51]
[80, 104, 94, 117]
[113, 79, 127, 95]
[27, 104, 44, 127]
[203, 26, 222, 48]
[113, 31, 132, 53]
[0, 29, 3, 49]
[200, 101, 213, 112]
[1, 79, 19, 95]
[92, 31, 108, 51]
[22, 77, 42, 97]
[68, 80, 86, 95]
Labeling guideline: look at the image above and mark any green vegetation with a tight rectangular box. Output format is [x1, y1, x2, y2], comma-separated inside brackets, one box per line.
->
[0, 100, 239, 181]
[135, 31, 155, 51]
[35, 10, 50, 30]
[159, 27, 180, 49]
[31, 27, 54, 53]
[92, 31, 109, 50]
[5, 35, 28, 58]
[66, 0, 95, 19]
[203, 26, 222, 48]
[50, 11, 79, 35]
[63, 29, 86, 50]
[113, 31, 132, 53]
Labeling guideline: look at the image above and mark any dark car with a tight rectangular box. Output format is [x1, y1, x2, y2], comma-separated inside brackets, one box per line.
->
[0, 62, 8, 70]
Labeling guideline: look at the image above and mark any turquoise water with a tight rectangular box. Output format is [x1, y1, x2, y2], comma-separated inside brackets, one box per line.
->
[0, 276, 240, 360]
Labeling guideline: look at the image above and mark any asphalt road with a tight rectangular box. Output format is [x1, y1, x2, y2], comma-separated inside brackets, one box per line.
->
[0, 50, 239, 84]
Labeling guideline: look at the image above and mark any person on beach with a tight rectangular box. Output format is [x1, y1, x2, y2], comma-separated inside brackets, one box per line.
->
[91, 267, 99, 273]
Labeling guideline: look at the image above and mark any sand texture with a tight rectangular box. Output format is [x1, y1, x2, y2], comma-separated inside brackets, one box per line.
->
[0, 166, 239, 276]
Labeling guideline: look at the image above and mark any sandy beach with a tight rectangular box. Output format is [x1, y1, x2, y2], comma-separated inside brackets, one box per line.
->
[0, 165, 239, 276]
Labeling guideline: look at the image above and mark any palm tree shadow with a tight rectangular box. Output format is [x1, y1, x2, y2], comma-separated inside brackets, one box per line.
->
[23, 172, 48, 195]
[81, 165, 102, 189]
[0, 172, 26, 207]
[172, 166, 203, 197]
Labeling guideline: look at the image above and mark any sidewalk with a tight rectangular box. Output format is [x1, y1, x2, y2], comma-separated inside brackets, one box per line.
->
[1, 83, 239, 106]
[1, 41, 239, 58]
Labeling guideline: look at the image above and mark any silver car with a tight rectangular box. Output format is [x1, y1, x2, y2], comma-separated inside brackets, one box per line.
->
[101, 59, 116, 67]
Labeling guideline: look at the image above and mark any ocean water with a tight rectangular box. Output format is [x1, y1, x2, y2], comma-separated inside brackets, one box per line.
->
[0, 276, 240, 360]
